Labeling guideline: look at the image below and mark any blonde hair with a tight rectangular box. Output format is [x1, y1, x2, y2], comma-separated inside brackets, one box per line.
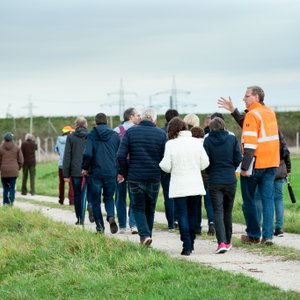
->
[183, 113, 200, 128]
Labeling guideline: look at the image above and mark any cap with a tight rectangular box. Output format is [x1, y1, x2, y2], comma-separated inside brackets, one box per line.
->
[3, 132, 13, 141]
[62, 126, 73, 134]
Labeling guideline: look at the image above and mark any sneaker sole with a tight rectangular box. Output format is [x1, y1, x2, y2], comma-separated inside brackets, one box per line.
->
[143, 238, 152, 247]
[216, 248, 227, 254]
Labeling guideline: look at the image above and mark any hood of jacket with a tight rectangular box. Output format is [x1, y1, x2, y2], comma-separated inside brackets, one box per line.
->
[93, 124, 115, 141]
[74, 127, 88, 138]
[207, 130, 229, 146]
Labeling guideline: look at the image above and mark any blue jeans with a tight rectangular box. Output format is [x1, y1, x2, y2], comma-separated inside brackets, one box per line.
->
[128, 181, 160, 239]
[72, 177, 83, 221]
[174, 196, 198, 252]
[255, 178, 285, 230]
[240, 168, 276, 239]
[87, 176, 116, 232]
[209, 184, 236, 244]
[1, 177, 17, 205]
[161, 173, 175, 230]
[115, 180, 136, 229]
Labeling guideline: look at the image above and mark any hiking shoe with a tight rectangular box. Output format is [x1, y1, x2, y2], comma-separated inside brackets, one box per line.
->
[274, 228, 284, 237]
[119, 227, 126, 234]
[195, 229, 202, 235]
[141, 237, 152, 247]
[131, 226, 138, 234]
[261, 238, 273, 246]
[241, 234, 260, 244]
[181, 249, 191, 256]
[225, 243, 232, 251]
[58, 199, 64, 205]
[168, 228, 175, 233]
[216, 242, 227, 254]
[87, 206, 94, 223]
[108, 217, 118, 234]
[208, 222, 215, 236]
[75, 219, 81, 225]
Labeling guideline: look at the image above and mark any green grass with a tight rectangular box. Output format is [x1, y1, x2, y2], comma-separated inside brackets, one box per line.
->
[17, 156, 300, 233]
[0, 208, 299, 299]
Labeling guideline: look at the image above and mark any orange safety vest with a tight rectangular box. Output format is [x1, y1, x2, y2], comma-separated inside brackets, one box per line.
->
[242, 102, 279, 169]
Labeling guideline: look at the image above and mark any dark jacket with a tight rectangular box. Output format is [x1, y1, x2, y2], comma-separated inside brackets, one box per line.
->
[21, 140, 37, 166]
[82, 124, 120, 178]
[117, 120, 167, 182]
[63, 127, 88, 177]
[0, 141, 24, 177]
[204, 130, 242, 185]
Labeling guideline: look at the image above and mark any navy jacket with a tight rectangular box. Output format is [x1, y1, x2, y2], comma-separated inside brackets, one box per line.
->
[82, 124, 120, 178]
[117, 120, 167, 182]
[203, 130, 242, 185]
[63, 127, 88, 177]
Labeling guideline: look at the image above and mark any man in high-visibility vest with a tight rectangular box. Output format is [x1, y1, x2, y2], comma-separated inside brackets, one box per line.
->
[239, 86, 279, 245]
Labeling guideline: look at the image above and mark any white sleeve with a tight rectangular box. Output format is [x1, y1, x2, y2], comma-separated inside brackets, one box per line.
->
[200, 144, 210, 171]
[159, 142, 172, 173]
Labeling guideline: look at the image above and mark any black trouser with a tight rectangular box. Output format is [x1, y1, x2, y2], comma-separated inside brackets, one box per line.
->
[22, 164, 36, 195]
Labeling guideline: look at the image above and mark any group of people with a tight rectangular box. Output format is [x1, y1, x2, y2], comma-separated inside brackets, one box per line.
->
[0, 85, 291, 256]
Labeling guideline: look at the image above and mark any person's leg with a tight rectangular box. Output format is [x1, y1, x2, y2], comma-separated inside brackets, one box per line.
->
[223, 184, 236, 244]
[209, 185, 226, 244]
[29, 165, 36, 195]
[259, 168, 276, 240]
[255, 186, 262, 226]
[195, 195, 202, 234]
[21, 165, 28, 195]
[240, 174, 261, 239]
[161, 173, 174, 230]
[87, 176, 104, 232]
[72, 177, 83, 223]
[127, 185, 137, 229]
[1, 177, 9, 205]
[8, 177, 17, 205]
[204, 183, 214, 224]
[129, 181, 150, 239]
[116, 180, 127, 229]
[274, 178, 284, 232]
[174, 197, 192, 253]
[144, 182, 160, 236]
[187, 195, 199, 251]
[68, 178, 74, 205]
[58, 168, 65, 204]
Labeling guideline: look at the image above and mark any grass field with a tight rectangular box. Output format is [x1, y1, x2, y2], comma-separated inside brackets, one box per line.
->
[0, 208, 299, 300]
[16, 156, 300, 233]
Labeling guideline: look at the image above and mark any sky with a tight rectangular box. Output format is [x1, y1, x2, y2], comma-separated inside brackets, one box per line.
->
[1, 0, 300, 119]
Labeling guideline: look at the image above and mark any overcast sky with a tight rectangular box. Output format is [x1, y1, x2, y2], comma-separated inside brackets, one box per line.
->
[1, 0, 299, 118]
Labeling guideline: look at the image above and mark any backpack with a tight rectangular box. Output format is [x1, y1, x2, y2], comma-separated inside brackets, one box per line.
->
[118, 125, 126, 140]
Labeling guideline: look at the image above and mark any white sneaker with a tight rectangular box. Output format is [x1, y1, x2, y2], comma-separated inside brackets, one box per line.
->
[119, 228, 126, 234]
[131, 226, 138, 234]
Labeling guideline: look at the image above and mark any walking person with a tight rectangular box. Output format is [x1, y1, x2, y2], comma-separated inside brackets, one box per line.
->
[160, 117, 209, 255]
[55, 126, 74, 205]
[219, 86, 280, 245]
[82, 113, 120, 234]
[203, 117, 242, 253]
[117, 108, 167, 247]
[0, 132, 24, 206]
[63, 117, 89, 225]
[21, 133, 37, 196]
[114, 107, 140, 234]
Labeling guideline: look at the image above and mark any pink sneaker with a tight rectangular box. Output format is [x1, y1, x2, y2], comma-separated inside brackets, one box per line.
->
[216, 242, 227, 254]
[225, 243, 232, 251]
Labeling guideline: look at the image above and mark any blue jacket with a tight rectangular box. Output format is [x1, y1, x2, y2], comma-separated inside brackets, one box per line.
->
[203, 130, 242, 185]
[82, 124, 120, 178]
[117, 120, 167, 182]
[55, 135, 67, 168]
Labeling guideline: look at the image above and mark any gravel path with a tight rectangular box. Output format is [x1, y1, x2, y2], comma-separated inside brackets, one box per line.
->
[3, 192, 300, 293]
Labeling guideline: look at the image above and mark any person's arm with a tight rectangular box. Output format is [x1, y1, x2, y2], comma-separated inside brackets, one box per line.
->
[159, 142, 172, 173]
[116, 131, 129, 177]
[18, 147, 24, 169]
[218, 97, 245, 127]
[233, 137, 243, 169]
[62, 136, 71, 178]
[81, 135, 93, 172]
[279, 129, 291, 175]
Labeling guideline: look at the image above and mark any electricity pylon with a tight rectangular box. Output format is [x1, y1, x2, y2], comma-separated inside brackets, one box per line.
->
[22, 97, 37, 134]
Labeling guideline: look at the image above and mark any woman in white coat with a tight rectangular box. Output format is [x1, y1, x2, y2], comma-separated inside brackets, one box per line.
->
[159, 117, 209, 256]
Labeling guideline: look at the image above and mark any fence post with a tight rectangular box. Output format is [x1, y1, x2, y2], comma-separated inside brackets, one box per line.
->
[296, 132, 299, 154]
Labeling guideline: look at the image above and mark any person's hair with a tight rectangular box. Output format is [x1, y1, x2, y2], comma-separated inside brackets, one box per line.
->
[210, 112, 224, 120]
[183, 113, 199, 129]
[25, 133, 34, 141]
[209, 117, 226, 131]
[167, 117, 187, 139]
[95, 113, 107, 125]
[141, 107, 157, 123]
[191, 126, 204, 138]
[165, 109, 179, 123]
[247, 85, 265, 102]
[123, 107, 136, 122]
[75, 116, 88, 128]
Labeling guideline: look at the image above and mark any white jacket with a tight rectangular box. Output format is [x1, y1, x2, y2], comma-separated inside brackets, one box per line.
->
[159, 131, 209, 198]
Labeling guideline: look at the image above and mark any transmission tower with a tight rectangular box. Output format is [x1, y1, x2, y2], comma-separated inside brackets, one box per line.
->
[22, 98, 37, 134]
[153, 76, 191, 110]
[107, 79, 138, 120]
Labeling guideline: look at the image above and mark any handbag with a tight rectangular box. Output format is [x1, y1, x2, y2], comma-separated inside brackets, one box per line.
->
[287, 178, 296, 203]
[275, 160, 287, 179]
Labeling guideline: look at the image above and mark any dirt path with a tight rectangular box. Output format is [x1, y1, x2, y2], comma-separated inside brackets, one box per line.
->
[3, 192, 300, 293]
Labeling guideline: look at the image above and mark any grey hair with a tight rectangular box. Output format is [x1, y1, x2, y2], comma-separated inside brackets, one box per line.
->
[25, 133, 34, 140]
[209, 117, 226, 131]
[183, 113, 200, 128]
[75, 116, 88, 128]
[247, 85, 265, 102]
[141, 107, 157, 123]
